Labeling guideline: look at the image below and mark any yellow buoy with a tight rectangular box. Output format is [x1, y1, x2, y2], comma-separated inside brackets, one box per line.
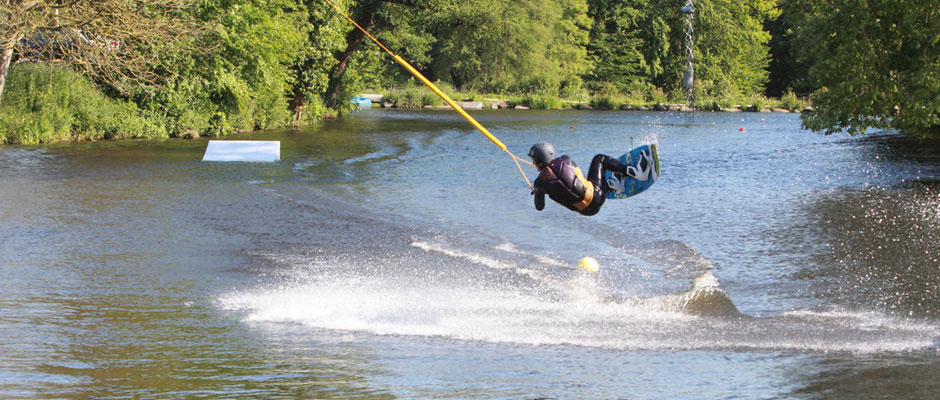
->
[577, 256, 600, 272]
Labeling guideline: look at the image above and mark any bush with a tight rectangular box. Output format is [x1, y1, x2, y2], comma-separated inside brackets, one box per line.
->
[558, 77, 585, 99]
[647, 87, 669, 105]
[386, 87, 425, 108]
[695, 97, 732, 111]
[695, 101, 721, 112]
[780, 90, 807, 112]
[589, 95, 623, 110]
[422, 92, 443, 107]
[512, 75, 558, 95]
[743, 95, 767, 112]
[0, 62, 165, 144]
[509, 95, 563, 110]
[138, 78, 213, 138]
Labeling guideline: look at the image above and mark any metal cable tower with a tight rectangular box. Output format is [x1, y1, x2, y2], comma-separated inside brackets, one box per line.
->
[681, 0, 695, 109]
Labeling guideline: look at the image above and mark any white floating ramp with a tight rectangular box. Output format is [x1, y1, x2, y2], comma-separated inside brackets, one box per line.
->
[202, 140, 280, 162]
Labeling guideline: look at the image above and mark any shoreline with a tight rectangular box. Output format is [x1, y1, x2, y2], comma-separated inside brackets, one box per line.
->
[360, 102, 809, 114]
[354, 94, 811, 113]
[2, 105, 806, 146]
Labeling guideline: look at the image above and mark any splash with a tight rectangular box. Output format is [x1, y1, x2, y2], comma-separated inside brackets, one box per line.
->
[662, 272, 741, 317]
[220, 240, 940, 353]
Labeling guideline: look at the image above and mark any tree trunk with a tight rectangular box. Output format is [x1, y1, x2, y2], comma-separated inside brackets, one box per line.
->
[0, 46, 15, 110]
[324, 8, 375, 109]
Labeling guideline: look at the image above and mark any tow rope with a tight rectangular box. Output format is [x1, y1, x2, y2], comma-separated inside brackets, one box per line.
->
[322, 0, 534, 190]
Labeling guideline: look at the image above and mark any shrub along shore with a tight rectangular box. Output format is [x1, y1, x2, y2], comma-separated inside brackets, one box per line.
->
[0, 64, 810, 145]
[364, 94, 809, 113]
[360, 87, 810, 113]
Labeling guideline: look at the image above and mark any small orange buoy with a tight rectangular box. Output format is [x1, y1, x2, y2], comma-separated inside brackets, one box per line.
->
[570, 126, 575, 129]
[739, 127, 745, 132]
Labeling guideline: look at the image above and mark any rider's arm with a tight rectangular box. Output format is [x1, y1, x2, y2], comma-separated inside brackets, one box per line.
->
[533, 185, 545, 211]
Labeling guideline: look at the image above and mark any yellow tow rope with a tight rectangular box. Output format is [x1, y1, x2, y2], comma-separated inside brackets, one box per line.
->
[322, 0, 534, 190]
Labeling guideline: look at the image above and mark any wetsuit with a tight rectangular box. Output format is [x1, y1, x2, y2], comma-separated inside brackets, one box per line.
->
[533, 154, 626, 216]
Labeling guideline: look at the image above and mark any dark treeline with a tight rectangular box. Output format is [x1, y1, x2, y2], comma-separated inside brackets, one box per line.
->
[1, 0, 938, 144]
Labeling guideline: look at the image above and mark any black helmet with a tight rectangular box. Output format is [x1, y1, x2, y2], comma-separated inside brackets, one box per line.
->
[528, 142, 555, 166]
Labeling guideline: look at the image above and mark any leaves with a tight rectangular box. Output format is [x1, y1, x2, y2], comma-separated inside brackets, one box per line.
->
[6, 0, 842, 140]
[792, 0, 940, 135]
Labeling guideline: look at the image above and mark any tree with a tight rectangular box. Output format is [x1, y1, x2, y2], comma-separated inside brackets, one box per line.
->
[198, 0, 308, 130]
[0, 0, 195, 108]
[791, 0, 940, 135]
[584, 0, 776, 101]
[138, 0, 309, 136]
[430, 0, 591, 95]
[586, 0, 667, 94]
[320, 0, 441, 109]
[322, 0, 377, 109]
[764, 0, 812, 97]
[546, 0, 593, 96]
[691, 0, 779, 99]
[290, 0, 349, 125]
[319, 0, 590, 103]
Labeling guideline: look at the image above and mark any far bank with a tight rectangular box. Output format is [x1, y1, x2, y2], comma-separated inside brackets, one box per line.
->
[1, 63, 809, 146]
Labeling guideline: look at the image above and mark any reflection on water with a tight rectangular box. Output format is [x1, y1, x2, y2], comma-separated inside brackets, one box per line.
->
[1, 111, 939, 399]
[801, 184, 940, 317]
[795, 355, 940, 399]
[26, 296, 398, 399]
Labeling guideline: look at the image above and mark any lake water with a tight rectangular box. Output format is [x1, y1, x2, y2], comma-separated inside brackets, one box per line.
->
[1, 110, 939, 399]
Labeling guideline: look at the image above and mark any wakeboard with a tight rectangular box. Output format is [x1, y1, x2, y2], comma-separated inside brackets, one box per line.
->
[604, 143, 660, 199]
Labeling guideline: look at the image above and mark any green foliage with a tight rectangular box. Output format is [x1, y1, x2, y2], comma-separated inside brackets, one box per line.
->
[584, 0, 778, 101]
[428, 0, 592, 96]
[288, 0, 349, 123]
[779, 89, 806, 112]
[558, 76, 588, 99]
[429, 0, 528, 92]
[589, 95, 623, 110]
[134, 0, 310, 135]
[1, 0, 817, 144]
[382, 83, 454, 108]
[512, 76, 558, 95]
[139, 78, 216, 138]
[694, 96, 733, 111]
[646, 87, 669, 105]
[513, 95, 565, 110]
[765, 0, 813, 97]
[547, 0, 594, 91]
[743, 94, 768, 112]
[386, 87, 426, 108]
[0, 63, 164, 144]
[695, 100, 724, 112]
[692, 0, 780, 98]
[422, 92, 444, 107]
[790, 0, 940, 135]
[368, 3, 438, 86]
[1, 0, 335, 142]
[586, 0, 665, 93]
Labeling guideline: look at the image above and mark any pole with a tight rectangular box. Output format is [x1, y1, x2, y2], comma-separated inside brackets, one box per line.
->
[681, 0, 695, 109]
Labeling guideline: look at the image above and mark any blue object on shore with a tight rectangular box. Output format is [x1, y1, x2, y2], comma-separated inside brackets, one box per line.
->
[350, 96, 372, 108]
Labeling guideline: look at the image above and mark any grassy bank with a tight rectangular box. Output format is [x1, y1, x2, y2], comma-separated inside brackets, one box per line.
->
[0, 62, 306, 145]
[0, 63, 165, 144]
[0, 63, 810, 146]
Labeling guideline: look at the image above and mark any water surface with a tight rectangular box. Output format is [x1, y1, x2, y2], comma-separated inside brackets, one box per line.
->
[1, 110, 939, 399]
